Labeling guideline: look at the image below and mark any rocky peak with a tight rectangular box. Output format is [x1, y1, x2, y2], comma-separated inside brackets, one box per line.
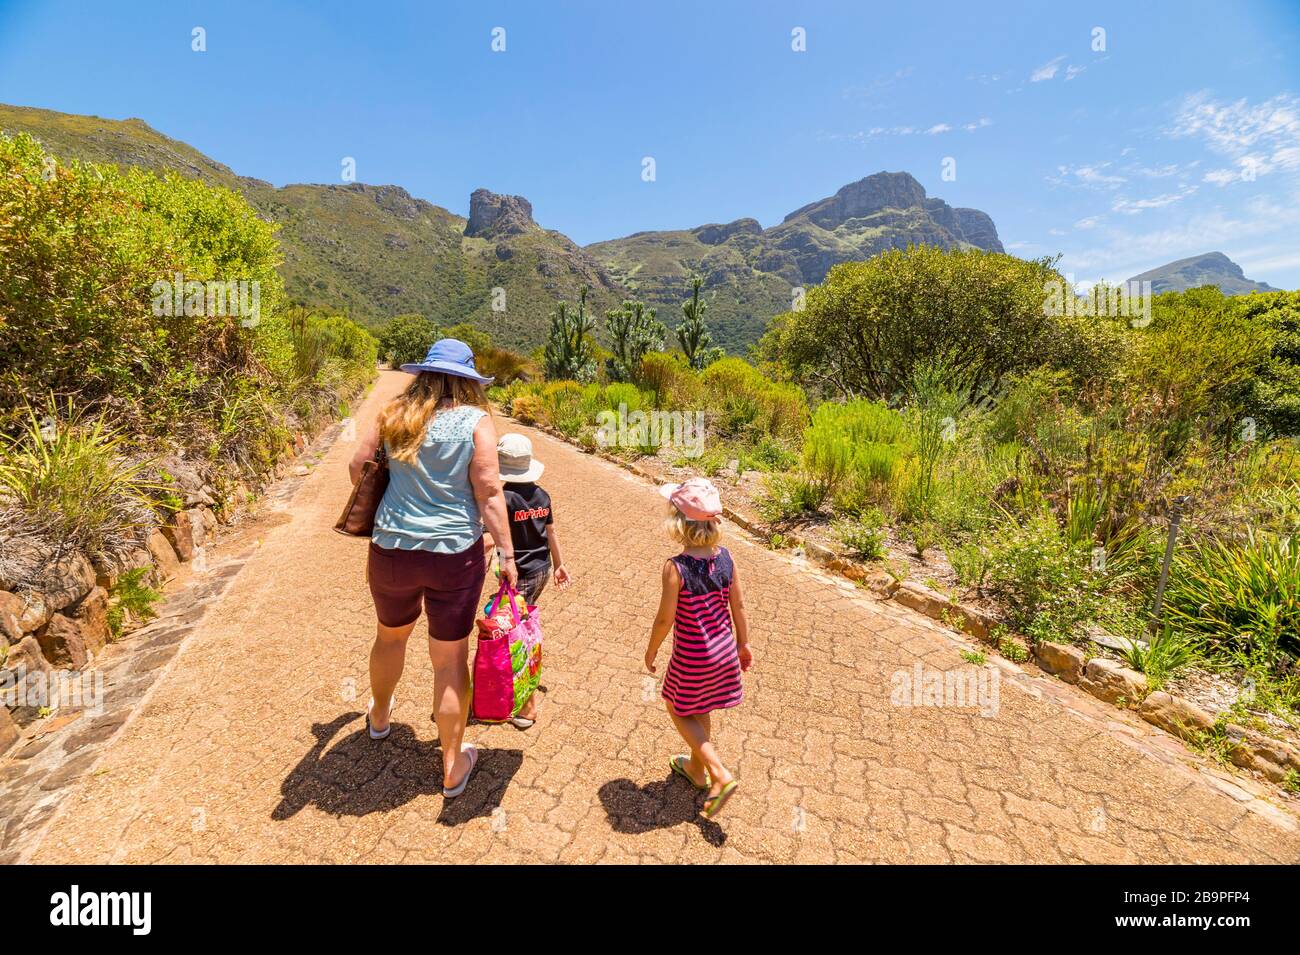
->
[693, 218, 763, 246]
[465, 188, 536, 238]
[784, 171, 929, 229]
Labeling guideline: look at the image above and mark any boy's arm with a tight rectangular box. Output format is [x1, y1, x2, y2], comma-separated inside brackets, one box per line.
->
[728, 563, 754, 671]
[645, 560, 680, 672]
[547, 525, 570, 589]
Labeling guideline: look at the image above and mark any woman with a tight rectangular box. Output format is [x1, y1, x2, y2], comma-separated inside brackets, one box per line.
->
[349, 339, 518, 797]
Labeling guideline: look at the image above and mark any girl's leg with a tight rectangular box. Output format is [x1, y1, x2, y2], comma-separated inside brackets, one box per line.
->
[667, 702, 733, 792]
[428, 636, 473, 788]
[368, 620, 415, 731]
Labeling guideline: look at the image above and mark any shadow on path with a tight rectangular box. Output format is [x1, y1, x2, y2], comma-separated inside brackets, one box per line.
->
[274, 713, 521, 826]
[598, 775, 726, 847]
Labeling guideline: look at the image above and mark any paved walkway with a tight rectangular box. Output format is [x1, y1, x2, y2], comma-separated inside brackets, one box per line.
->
[14, 371, 1300, 863]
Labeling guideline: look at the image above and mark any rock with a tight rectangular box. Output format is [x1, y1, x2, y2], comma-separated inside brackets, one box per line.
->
[187, 507, 217, 549]
[35, 613, 90, 669]
[1, 636, 52, 724]
[148, 529, 180, 583]
[863, 570, 899, 598]
[33, 550, 94, 614]
[0, 591, 23, 645]
[1138, 691, 1215, 740]
[465, 188, 537, 238]
[92, 546, 152, 590]
[0, 537, 46, 591]
[894, 581, 951, 620]
[1033, 641, 1087, 684]
[1078, 657, 1147, 707]
[16, 591, 51, 633]
[0, 705, 17, 755]
[156, 454, 215, 507]
[162, 511, 196, 562]
[68, 587, 111, 656]
[1224, 725, 1300, 782]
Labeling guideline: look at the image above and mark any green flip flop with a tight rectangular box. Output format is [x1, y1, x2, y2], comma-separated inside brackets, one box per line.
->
[669, 755, 710, 791]
[703, 780, 739, 819]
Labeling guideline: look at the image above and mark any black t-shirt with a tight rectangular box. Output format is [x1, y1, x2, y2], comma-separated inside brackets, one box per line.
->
[503, 482, 553, 577]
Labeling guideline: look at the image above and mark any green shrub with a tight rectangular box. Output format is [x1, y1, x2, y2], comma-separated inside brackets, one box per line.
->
[0, 403, 159, 561]
[107, 566, 162, 637]
[540, 381, 587, 436]
[510, 394, 544, 425]
[803, 399, 908, 508]
[756, 472, 825, 523]
[948, 541, 991, 593]
[986, 510, 1098, 634]
[1164, 529, 1299, 667]
[834, 508, 887, 560]
[1116, 625, 1198, 691]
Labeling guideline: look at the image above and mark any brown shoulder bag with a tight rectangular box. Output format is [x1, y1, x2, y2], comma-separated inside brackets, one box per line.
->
[334, 445, 389, 537]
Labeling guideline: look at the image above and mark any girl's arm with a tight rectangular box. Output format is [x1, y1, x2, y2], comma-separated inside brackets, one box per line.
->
[546, 525, 571, 590]
[729, 562, 754, 671]
[644, 559, 680, 672]
[348, 421, 381, 485]
[469, 415, 519, 588]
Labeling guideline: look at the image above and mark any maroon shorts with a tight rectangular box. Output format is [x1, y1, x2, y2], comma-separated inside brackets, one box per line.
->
[367, 540, 486, 641]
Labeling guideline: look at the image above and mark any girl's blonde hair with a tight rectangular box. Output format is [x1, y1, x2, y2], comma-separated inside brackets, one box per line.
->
[379, 371, 489, 463]
[665, 504, 721, 548]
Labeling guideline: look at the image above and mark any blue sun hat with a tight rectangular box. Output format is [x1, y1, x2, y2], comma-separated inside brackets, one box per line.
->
[399, 338, 494, 385]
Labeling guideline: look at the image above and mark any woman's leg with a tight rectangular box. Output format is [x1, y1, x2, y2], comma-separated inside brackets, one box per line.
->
[369, 620, 415, 731]
[428, 636, 473, 788]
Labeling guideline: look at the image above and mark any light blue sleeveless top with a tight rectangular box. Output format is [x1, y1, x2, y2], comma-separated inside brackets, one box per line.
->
[372, 404, 486, 553]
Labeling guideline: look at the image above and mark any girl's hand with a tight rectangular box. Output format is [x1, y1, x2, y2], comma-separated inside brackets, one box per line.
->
[644, 647, 658, 673]
[738, 644, 754, 672]
[554, 564, 571, 591]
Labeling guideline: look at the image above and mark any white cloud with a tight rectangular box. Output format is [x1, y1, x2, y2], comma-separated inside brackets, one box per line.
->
[925, 123, 952, 135]
[1171, 91, 1300, 185]
[963, 117, 993, 132]
[1049, 163, 1126, 189]
[1111, 186, 1198, 215]
[1073, 216, 1102, 230]
[1031, 55, 1066, 82]
[1065, 64, 1087, 81]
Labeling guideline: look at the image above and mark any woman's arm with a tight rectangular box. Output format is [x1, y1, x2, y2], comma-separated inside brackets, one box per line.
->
[469, 414, 519, 588]
[728, 563, 753, 671]
[644, 559, 680, 672]
[348, 421, 381, 485]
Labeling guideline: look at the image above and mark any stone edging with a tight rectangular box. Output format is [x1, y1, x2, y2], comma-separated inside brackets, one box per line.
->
[514, 414, 1300, 795]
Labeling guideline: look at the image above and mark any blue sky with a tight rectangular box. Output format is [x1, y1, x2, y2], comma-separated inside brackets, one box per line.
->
[2, 0, 1298, 287]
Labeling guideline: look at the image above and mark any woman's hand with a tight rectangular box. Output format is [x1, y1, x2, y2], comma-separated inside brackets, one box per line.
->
[500, 555, 519, 589]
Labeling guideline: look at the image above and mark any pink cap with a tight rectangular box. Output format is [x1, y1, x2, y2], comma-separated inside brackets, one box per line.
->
[660, 477, 722, 521]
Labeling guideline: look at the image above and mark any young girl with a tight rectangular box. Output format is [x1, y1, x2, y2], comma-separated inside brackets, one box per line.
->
[644, 477, 753, 818]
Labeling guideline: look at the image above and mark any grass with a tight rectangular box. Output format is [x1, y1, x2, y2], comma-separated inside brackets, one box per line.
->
[0, 403, 160, 562]
[107, 567, 162, 637]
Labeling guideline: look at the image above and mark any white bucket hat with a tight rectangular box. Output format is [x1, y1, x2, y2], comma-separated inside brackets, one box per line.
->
[497, 433, 545, 483]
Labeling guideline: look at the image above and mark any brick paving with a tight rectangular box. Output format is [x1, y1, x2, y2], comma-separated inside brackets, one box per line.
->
[11, 371, 1300, 863]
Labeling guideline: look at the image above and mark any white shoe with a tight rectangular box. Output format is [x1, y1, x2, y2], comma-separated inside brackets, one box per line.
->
[367, 694, 396, 740]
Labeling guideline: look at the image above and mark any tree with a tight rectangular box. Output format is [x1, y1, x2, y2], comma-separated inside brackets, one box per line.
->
[543, 285, 597, 382]
[377, 314, 438, 367]
[759, 246, 1113, 403]
[605, 299, 666, 382]
[677, 277, 723, 371]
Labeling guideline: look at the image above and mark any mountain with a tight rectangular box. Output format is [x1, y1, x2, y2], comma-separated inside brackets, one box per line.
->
[0, 104, 622, 351]
[1128, 251, 1279, 295]
[1, 104, 1005, 352]
[586, 172, 1004, 348]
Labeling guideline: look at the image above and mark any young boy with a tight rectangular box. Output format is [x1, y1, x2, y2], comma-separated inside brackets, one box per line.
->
[486, 433, 570, 727]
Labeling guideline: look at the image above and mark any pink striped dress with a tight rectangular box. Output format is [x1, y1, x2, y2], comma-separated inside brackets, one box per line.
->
[661, 548, 743, 716]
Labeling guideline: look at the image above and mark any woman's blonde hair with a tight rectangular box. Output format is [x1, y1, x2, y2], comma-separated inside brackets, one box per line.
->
[379, 371, 489, 463]
[665, 504, 721, 548]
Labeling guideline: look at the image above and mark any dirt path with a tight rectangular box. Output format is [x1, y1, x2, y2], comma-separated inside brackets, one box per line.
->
[20, 370, 1300, 863]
